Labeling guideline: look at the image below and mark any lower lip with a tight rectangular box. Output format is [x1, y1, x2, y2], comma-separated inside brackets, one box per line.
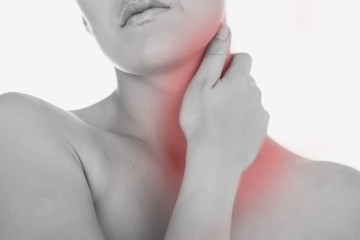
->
[124, 7, 169, 27]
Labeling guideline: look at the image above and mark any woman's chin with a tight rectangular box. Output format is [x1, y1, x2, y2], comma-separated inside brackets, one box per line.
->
[113, 49, 192, 75]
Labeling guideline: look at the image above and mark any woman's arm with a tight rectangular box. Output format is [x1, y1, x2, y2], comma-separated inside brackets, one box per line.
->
[164, 147, 241, 240]
[0, 93, 107, 240]
[165, 24, 269, 240]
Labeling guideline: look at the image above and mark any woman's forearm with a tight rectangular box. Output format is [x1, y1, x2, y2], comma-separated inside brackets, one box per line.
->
[163, 145, 242, 240]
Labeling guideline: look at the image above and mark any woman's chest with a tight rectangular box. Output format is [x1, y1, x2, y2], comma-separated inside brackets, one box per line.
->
[92, 163, 329, 240]
[95, 181, 170, 240]
[79, 132, 344, 240]
[91, 147, 183, 240]
[93, 167, 346, 240]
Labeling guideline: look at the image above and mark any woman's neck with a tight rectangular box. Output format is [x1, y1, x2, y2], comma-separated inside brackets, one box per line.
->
[101, 49, 208, 166]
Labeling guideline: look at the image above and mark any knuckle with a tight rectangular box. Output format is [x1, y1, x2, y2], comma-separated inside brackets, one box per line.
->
[262, 107, 270, 119]
[207, 47, 227, 56]
[264, 111, 270, 126]
[266, 111, 270, 120]
[249, 76, 257, 86]
[207, 41, 227, 56]
[251, 85, 262, 101]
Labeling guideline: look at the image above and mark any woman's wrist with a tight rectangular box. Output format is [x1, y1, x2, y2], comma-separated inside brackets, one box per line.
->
[181, 160, 241, 211]
[164, 147, 241, 240]
[185, 140, 246, 178]
[182, 141, 243, 209]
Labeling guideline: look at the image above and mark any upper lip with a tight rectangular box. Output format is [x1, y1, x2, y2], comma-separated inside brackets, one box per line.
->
[121, 0, 170, 27]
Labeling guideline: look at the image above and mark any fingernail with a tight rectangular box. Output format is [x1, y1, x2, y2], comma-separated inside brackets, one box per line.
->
[216, 23, 229, 40]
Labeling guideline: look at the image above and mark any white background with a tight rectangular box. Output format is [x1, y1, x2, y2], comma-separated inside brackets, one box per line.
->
[0, 0, 359, 170]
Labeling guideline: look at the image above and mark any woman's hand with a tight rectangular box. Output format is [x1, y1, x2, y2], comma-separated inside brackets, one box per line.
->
[179, 24, 270, 172]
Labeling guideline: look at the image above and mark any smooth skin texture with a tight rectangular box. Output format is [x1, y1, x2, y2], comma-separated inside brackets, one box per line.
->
[1, 0, 360, 239]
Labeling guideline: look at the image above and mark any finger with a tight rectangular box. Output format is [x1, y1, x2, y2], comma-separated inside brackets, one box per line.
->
[249, 76, 257, 87]
[222, 53, 252, 81]
[196, 23, 231, 86]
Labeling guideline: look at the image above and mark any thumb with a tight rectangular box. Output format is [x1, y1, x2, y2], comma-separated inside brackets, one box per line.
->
[196, 23, 231, 87]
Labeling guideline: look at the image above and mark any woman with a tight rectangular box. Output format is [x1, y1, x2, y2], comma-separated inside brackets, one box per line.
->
[0, 0, 359, 239]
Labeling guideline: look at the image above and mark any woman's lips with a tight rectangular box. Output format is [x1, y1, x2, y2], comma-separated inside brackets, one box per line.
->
[121, 0, 170, 28]
[123, 7, 169, 27]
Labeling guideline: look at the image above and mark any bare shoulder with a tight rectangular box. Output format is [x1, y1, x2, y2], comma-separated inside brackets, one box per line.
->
[0, 91, 83, 157]
[293, 158, 360, 232]
[0, 92, 106, 239]
[0, 91, 47, 121]
[0, 91, 81, 131]
[233, 147, 360, 239]
[0, 91, 96, 147]
[296, 159, 360, 199]
[0, 91, 55, 114]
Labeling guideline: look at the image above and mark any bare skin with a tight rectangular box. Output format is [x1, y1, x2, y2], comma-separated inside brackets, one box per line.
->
[1, 0, 360, 239]
[69, 106, 360, 240]
[1, 30, 360, 239]
[0, 91, 359, 240]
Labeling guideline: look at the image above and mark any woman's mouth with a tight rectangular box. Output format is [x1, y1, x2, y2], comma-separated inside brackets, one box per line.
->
[121, 0, 170, 28]
[123, 7, 169, 27]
